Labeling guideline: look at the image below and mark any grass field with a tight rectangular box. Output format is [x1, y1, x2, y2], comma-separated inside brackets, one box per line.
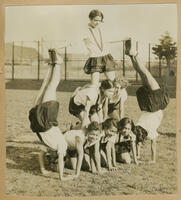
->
[5, 80, 177, 197]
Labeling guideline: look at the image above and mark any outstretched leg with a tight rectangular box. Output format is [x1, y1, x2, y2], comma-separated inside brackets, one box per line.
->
[34, 49, 63, 105]
[125, 39, 160, 91]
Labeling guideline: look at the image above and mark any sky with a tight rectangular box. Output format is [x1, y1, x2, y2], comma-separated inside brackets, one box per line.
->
[5, 4, 177, 58]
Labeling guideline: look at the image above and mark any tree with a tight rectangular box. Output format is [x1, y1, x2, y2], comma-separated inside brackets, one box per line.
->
[152, 32, 177, 76]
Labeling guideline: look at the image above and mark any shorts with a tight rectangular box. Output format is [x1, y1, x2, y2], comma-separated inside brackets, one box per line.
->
[83, 54, 116, 74]
[67, 149, 78, 158]
[108, 101, 120, 120]
[115, 141, 132, 154]
[69, 97, 85, 117]
[136, 86, 169, 112]
[69, 97, 99, 117]
[39, 126, 67, 155]
[108, 102, 120, 115]
[29, 101, 59, 133]
[100, 142, 108, 152]
[137, 110, 163, 140]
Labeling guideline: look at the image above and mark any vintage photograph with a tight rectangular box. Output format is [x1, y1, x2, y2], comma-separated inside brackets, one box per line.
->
[3, 2, 178, 198]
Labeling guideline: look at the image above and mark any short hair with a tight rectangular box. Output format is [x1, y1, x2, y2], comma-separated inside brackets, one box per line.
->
[89, 9, 104, 22]
[87, 121, 101, 132]
[117, 117, 135, 132]
[113, 77, 129, 89]
[100, 79, 114, 90]
[133, 125, 148, 144]
[102, 118, 118, 130]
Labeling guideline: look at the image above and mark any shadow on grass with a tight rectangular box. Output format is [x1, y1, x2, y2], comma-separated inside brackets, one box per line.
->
[6, 145, 41, 175]
[159, 132, 176, 138]
[5, 79, 176, 98]
[6, 142, 90, 174]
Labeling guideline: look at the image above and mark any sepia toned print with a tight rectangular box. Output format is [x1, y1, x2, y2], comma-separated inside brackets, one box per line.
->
[0, 1, 180, 200]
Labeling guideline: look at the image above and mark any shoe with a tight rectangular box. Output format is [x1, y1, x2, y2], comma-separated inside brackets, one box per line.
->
[125, 39, 131, 55]
[125, 39, 138, 57]
[48, 49, 57, 66]
[41, 168, 50, 175]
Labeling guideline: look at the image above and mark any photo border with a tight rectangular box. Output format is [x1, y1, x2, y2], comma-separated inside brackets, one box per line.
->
[0, 0, 180, 200]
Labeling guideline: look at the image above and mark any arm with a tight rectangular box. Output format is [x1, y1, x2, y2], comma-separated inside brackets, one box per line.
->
[94, 142, 102, 174]
[102, 97, 109, 121]
[136, 142, 142, 159]
[105, 142, 113, 170]
[89, 142, 103, 174]
[111, 143, 117, 167]
[131, 141, 139, 165]
[119, 99, 124, 120]
[57, 152, 65, 180]
[97, 108, 104, 123]
[89, 145, 97, 173]
[81, 97, 91, 128]
[75, 136, 84, 177]
[150, 139, 156, 163]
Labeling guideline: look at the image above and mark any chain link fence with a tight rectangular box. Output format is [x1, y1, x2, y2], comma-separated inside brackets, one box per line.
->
[5, 40, 177, 82]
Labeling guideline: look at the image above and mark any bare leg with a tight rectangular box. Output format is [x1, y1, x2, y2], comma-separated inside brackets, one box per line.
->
[130, 56, 160, 90]
[125, 40, 160, 91]
[34, 49, 62, 105]
[104, 71, 115, 81]
[38, 152, 50, 175]
[91, 72, 100, 86]
[42, 63, 60, 103]
[70, 157, 77, 170]
[100, 149, 108, 167]
[34, 67, 52, 106]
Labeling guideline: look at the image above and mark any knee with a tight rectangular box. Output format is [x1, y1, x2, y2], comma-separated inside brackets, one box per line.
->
[124, 157, 131, 164]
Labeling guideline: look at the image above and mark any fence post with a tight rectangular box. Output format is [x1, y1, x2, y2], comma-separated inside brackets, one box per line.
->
[12, 41, 14, 80]
[148, 43, 151, 72]
[136, 41, 138, 82]
[37, 40, 40, 80]
[64, 47, 67, 80]
[122, 41, 125, 76]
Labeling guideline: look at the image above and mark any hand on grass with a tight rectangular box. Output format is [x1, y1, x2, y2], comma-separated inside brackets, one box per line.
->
[60, 174, 78, 181]
[108, 166, 118, 171]
[134, 160, 141, 165]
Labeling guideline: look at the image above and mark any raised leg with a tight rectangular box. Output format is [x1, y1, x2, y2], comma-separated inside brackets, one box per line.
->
[70, 157, 77, 170]
[91, 72, 100, 86]
[125, 40, 160, 91]
[104, 71, 115, 82]
[34, 49, 62, 105]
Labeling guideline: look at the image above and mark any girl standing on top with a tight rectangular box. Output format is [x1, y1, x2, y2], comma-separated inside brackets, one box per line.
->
[83, 9, 117, 85]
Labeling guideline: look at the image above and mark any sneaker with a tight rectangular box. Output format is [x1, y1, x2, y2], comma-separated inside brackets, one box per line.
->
[125, 39, 138, 57]
[48, 49, 57, 66]
[125, 39, 131, 55]
[40, 168, 50, 175]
